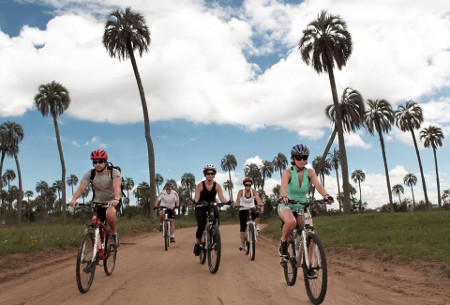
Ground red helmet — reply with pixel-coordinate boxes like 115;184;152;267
165;182;174;189
90;149;108;160
243;177;253;185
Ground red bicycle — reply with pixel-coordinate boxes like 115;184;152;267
74;203;118;293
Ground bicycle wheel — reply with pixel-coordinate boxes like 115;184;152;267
249;223;256;261
283;239;297;286
76;232;97;293
207;224;221;274
164;221;170;251
245;234;250;255
302;233;327;305
199;231;207;265
103;233;117;276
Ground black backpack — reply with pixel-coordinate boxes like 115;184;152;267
89;162;126;202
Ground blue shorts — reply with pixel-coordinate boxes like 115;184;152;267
277;203;305;216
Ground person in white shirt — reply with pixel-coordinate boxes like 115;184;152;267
154;182;180;243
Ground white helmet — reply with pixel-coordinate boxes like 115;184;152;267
203;164;217;174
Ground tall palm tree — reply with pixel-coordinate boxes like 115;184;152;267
66;174;78;196
103;7;156;221
223;180;233;200
272;153;288;179
34;81;70;224
403;173;418;210
81;185;91;204
124;177;135;206
365;99;395;212
221;154;237;199
442;189;450;206
52;180;63;210
392;184;404;203
181;172;196;212
0;122;24;224
351;169;365;212
329;147;342;212
395;101;429;205
24;190;33;203
299;11;353;212
245;163;262;190
134;181;150;214
2;169;16;210
0;132;8;192
260;160;274;194
155;173;163;194
420;125;444;209
36;180;49;213
312;156;331;187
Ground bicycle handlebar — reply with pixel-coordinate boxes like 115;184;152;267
279;198;329;207
193;201;232;208
68;202;112;208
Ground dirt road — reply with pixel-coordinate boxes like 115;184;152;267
0;224;449;305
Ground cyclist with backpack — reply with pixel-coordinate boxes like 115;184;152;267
154;182;180;243
69;149;122;248
278;144;334;257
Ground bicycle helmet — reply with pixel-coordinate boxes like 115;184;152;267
291;144;310;157
165;182;174;189
203;164;217;174
90;149;108;160
243;177;253;185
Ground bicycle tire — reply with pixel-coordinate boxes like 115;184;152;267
199;231;207;264
207;224;221;274
249;223;256;261
76;232;97;293
302;233;327;305
283;239;297;286
103;233;117;276
245;235;250;255
164;221;170;251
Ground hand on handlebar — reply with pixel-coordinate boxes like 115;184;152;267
324;195;334;204
280;196;290;204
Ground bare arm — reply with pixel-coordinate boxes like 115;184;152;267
253;189;264;211
216;184;228;203
193;182;202;202
280;168;291;203
235;190;242;207
111;179;122;207
309;169;328;197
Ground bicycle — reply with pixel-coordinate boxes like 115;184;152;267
279;199;328;305
194;201;228;274
236;206;259;261
74;203;118;293
155;207;173;251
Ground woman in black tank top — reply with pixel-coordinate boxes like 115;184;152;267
192;164;231;256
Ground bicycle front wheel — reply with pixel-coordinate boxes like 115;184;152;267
302;233;327;305
76;232;97;293
164;221;170;251
103;233;117;276
199;231;207;265
249;223;256;261
207;224;221;274
283;239;297;286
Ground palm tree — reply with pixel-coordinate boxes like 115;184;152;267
365;99;395;212
420;125;444;209
299;11;353;212
272;153;288;179
312;156;331;187
24;190;33;203
260;160;274;194
223;180;233;200
329;147;342;212
0;122;24;224
395;101;429;205
155;174;163;195
36;180;49;213
221;154;237;199
245;163;262;190
392;184;404;203
134;181;150;214
34;81;70;224
124;177;135;206
443;189;450;206
52;180;63;210
103;7;156;221
351;169;365;212
181;172;196;213
2;169;15;210
66;174;78;196
81;185;91;204
403;173;418;210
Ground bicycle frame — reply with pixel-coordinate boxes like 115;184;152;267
245;208;258;244
87;211;110;262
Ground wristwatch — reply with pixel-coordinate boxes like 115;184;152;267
114;197;121;201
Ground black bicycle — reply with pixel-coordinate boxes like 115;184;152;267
155;207;173;251
195;201;228;274
280;199;328;305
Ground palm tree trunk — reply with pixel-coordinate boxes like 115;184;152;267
128;44;156;223
0;152;5;191
52;115;66;225
409;129;429;205
335;167;342;212
358;181;362;212
14;153;23;226
410;186;416;210
327;69;351;213
377;126;394;212
433;148;441;209
320;128;337;165
228;170;233;200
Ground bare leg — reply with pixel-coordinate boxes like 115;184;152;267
278;208;296;240
106;207;117;233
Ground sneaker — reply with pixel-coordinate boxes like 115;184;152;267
193;243;200;256
239;244;245;251
256;225;260;232
112;233;120;248
307;269;318;279
170;236;175;243
159;224;163;231
279;240;288;256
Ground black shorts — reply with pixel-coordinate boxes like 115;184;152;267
239;209;257;232
159;207;175;219
94;204;118;224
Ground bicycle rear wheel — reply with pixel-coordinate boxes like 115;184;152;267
207;224;221;274
76;232;97;293
302;233;327;305
103;233;117;276
249;223;256;261
199;231;207;264
164;221;170;251
283;240;297;286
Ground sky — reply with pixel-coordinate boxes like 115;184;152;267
0;0;449;210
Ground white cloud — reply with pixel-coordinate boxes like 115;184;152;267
345;132;371;149
84;136;108;148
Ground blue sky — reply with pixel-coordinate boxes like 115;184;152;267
0;0;449;209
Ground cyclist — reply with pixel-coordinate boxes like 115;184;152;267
235;177;264;251
154;182;180;243
278;144;333;258
69;149;122;248
192;164;232;256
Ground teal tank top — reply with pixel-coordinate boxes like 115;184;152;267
286;167;309;202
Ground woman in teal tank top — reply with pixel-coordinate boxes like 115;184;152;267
277;144;334;256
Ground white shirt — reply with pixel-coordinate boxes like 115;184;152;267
157;190;179;209
239;188;255;210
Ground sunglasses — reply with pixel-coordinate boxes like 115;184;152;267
294;155;308;161
205;172;215;176
244;184;252;187
92;159;105;165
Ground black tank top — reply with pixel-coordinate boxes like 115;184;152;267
199;181;216;203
